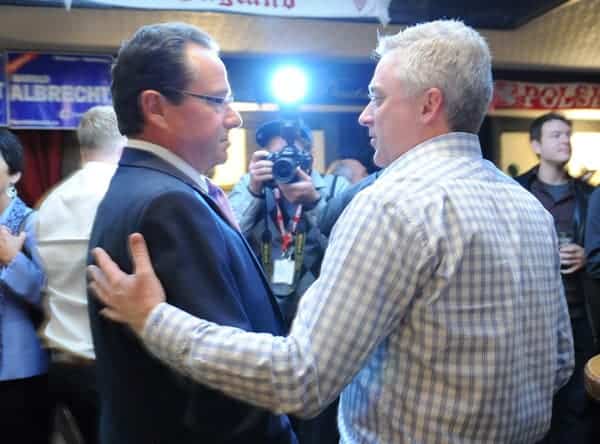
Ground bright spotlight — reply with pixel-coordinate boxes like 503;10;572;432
271;66;308;105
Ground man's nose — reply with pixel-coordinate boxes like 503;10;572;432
358;102;374;127
225;107;243;129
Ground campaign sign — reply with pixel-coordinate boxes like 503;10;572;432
7;52;113;129
0;53;6;127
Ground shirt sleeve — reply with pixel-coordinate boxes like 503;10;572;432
228;173;263;234
553;223;575;391
0;211;46;307
554;285;575;393
141;190;434;418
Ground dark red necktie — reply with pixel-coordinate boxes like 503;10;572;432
206;179;241;231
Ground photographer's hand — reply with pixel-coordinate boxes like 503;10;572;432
279;169;320;205
248;150;273;195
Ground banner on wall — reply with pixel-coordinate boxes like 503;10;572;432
7;52;113;129
0;53;6;126
8;0;392;24
493;80;600;110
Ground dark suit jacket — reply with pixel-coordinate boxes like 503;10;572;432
88;148;297;444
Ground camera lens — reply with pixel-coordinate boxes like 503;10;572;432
273;158;296;183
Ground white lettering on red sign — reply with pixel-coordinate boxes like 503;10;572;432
493;81;600;109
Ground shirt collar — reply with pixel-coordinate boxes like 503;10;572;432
127;138;208;194
380;132;482;180
531;176;574;199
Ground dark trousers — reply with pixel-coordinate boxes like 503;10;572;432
49;360;99;444
541;317;600;444
0;374;51;444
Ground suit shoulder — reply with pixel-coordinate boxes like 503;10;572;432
111;165;197;198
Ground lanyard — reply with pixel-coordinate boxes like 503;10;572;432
273;188;303;254
260;188;308;284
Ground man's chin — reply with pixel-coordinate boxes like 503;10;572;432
215;153;228;166
373;150;386;168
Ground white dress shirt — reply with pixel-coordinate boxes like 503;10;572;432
38;161;117;359
126;139;208;193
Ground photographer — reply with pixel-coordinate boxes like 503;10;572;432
230;120;348;443
229;120;349;328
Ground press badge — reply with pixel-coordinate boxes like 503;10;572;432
272;258;295;285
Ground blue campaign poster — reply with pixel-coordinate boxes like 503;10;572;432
0;53;6;127
7;52;113;129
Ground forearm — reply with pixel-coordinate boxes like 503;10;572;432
142;303;327;418
0;219;45;306
0;251;45;306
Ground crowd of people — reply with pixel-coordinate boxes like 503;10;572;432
0;17;599;444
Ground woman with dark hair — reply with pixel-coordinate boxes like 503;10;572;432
0;129;49;443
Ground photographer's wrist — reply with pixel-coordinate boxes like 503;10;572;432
248;177;264;195
247;184;264;199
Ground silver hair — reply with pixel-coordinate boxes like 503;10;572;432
77;105;126;151
375;20;493;133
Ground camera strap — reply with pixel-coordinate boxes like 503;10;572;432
272;188;303;255
260;188;306;286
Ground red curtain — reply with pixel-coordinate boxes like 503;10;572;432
14;130;63;207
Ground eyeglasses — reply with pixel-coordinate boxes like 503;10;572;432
178;90;235;107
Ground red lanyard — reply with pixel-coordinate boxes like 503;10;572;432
273;188;303;254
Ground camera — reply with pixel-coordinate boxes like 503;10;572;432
265;121;313;185
266;146;313;185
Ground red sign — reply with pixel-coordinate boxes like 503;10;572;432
493;80;600;110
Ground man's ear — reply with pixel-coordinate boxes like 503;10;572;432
139;90;168;130
420;87;444;124
531;140;542;156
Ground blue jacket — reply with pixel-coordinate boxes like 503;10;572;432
319;171;380;237
0;200;47;381
88;148;296;444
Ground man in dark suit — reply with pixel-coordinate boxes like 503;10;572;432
87;22;297;444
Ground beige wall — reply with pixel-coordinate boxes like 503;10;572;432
3;1;600;70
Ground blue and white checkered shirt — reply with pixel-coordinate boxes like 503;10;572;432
142;132;574;444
